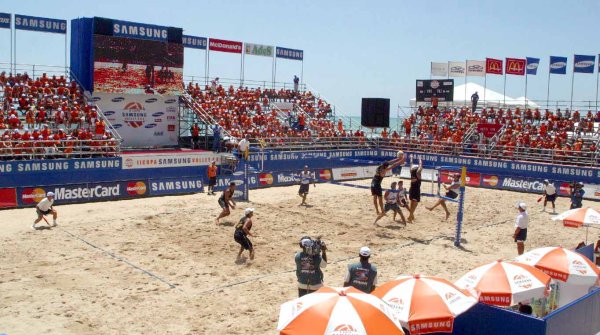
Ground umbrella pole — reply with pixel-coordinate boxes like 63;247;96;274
586;226;588;245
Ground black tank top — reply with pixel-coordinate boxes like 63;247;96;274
410;169;421;189
220;189;232;201
235;216;251;235
371;166;384;187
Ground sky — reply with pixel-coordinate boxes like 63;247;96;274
1;0;600;116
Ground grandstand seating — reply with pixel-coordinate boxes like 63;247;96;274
0;71;120;160
185;82;341;139
395;106;600;166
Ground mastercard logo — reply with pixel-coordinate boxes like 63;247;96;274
319;169;331;180
482;175;499;187
259;173;273;185
126;181;147;195
21;187;47;204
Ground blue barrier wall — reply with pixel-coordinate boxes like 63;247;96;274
545;288;600;335
449;303;546;335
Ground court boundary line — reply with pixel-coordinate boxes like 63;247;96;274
58;226;183;291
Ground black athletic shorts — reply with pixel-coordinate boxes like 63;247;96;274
234;229;253;250
209;177;217;187
409;188;421;202
445;190;458;199
515;228;527;242
36;208;52;216
299;183;309;195
546;194;556;202
371;185;383;197
218;198;228;209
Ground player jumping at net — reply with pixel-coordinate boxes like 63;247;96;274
407;158;423;223
215;182;236;224
374;181;407;225
371;153;406;219
298;165;316;206
32;192;57;229
426;172;460;220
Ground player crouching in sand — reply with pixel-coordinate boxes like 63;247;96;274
234;208;257;263
33;192;57;229
374;181;407;225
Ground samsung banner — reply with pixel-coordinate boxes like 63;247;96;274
526;57;540;75
573;55;595;74
122;152;222;169
182;35;207;49
15;14;66;34
276;47;303;61
550;56;568;74
91;93;179;147
112;19;170;42
0;13;11;29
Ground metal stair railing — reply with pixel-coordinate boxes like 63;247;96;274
486;124;508;157
268;102;292;126
180;91;232;138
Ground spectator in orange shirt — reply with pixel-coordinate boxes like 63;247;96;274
207;161;218;195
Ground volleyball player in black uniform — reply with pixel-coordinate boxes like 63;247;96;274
215;182;236;224
371;156;405;220
407;158;423;223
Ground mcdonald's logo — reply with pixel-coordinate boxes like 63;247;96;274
505;58;526;75
486;58;503;75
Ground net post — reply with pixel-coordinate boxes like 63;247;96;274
243;161;249;202
454;166;467;247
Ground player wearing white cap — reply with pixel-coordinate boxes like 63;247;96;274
298;165;315;206
234;208;256;263
344;246;378;293
542;179;557;214
33;192;57;229
513;202;529;255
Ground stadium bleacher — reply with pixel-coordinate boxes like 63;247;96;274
0;71;120;160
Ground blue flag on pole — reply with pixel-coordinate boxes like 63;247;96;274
549;56;567;74
573;54;595;74
0;13;10;29
526;57;540;75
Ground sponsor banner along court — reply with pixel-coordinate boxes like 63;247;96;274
149;177;203;195
122;151;222;169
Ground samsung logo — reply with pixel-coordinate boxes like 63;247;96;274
527;63;539;69
152;112;164;117
145;124;157;128
145;98;158;103
550;62;566;69
113;23;167;39
575;61;594;68
15;16;66;32
104;111;116;116
111;97;125;102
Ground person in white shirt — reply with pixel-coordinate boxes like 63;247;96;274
237;135;250;160
513;202;529;255
33;192;57;229
298;165;315;206
542;179;557;214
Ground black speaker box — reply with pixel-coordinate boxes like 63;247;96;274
361;98;390;128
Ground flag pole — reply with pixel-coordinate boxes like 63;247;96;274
594;54;600;111
483;74;487;108
524;72;528;109
464;60;467;107
9;15;13;75
570;63;575;111
503;70;507;107
546;68;551;110
240;44;244;87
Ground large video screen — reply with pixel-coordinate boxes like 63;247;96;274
93;34;183;95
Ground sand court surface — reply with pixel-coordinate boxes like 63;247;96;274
0;180;590;334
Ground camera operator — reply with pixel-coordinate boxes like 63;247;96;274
295;236;328;297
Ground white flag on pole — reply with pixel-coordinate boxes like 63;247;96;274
448;61;466;77
466;60;486;77
431;62;448;77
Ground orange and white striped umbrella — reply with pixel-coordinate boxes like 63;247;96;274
373;275;478;335
551;207;600;228
454;260;551;307
516;247;600;286
277;286;404;335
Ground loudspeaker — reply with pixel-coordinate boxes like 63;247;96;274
361;98;390;128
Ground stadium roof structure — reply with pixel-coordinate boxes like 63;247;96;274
410;82;539;108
